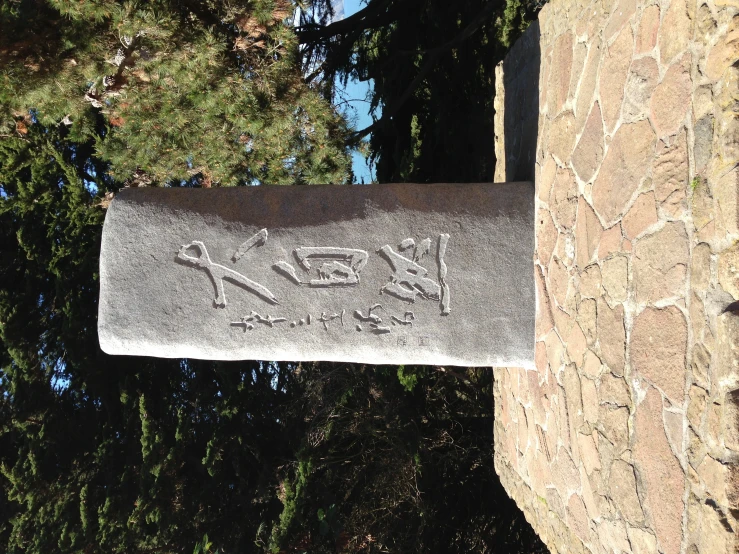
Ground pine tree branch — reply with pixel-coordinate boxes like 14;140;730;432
295;0;397;43
350;0;502;140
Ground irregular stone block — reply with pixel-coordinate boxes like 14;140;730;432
633;221;689;303
600;26;633;132
592;120;656;227
653;130;689;217
98;183;535;366
659;0;693;65
631;306;688;403
718;242;739;300
622;192;658;240
634;387;685;554
596;298;625;375
635;5;660;54
650;53;692;138
601;255;628;305
609;460;645;525
575;196;603;269
571;102;605;183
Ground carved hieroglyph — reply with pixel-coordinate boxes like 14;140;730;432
98;182;535;367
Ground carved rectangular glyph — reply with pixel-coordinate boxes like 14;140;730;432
98;183;535;367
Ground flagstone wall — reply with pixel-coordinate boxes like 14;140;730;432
493;0;739;552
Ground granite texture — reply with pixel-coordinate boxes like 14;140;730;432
494;0;739;552
99;182;535;367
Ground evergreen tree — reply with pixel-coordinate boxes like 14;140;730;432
0;2;549;552
295;0;540;183
0;124;307;553
267;363;547;553
1;0;354;186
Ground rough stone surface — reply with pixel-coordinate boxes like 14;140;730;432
705;26;739;81
571;101;605;183
537;208;558;265
628;527;658;554
575;197;603;269
631;306;688;403
596;298;625;375
551;167;579;230
579;265;602;299
624;56;660;120
634;387;685;554
494;1;739;551
691;242;712;292
575;39;602;129
660;0;693;64
599;25;633;131
650;53;692;138
578;431;601;473
718;242;739;299
653;130;689;217
566;494;591;543
688;385;707;431
549;111;578;163
550;31;574;114
549;257;572;309
597;224;623;259
633;221;689;303
99;184;536;367
622;192;659;239
605;0;638;39
592;120;656;226
714;314;739;395
694;115;715;174
635;4;660;54
600;373;630;406
597;518;632;552
536;265;555;337
601;256;628;304
725;389;739;452
610;460;645;524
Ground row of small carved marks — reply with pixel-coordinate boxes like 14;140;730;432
230;311;289;331
353;304;415;335
377;233;450;315
229;305;415;336
230;310;348;332
397;335;430;347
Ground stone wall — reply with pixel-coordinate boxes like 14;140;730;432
493;0;739;552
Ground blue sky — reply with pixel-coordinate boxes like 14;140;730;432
334;0;376;184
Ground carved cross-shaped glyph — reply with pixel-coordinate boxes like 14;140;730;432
176;229;277;308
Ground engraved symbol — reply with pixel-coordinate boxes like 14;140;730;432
391;311;415;326
437;234;450;315
418;336;430;346
177;238;277;307
230;311;287;331
274;247;368;287
354;304;384;324
318;309;345;330
397;336;408;347
378;234;451;314
354;304;391;334
232;228;267;261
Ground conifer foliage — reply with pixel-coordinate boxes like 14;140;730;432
1;0;354;185
0;124;303;553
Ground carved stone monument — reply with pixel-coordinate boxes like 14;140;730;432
98;182;534;367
